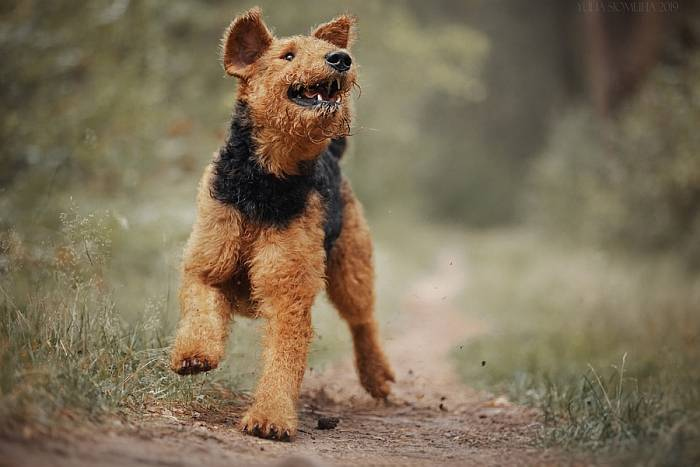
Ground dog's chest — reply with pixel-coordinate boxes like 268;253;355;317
210;102;344;256
215;159;315;227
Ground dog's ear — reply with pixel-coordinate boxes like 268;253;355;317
222;7;273;78
312;15;357;49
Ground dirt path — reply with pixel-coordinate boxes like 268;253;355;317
1;248;559;466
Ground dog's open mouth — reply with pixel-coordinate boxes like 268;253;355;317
288;78;344;107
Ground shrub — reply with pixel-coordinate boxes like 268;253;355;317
529;55;700;267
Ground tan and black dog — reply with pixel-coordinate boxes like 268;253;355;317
169;7;394;441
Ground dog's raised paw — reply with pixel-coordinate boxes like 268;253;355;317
240;410;296;442
173;357;213;375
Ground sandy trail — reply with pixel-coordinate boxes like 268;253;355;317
1;248;558;466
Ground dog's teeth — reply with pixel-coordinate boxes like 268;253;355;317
317;94;322;102
335;78;340;90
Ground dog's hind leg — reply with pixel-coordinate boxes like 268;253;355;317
170;165;241;375
326;180;395;399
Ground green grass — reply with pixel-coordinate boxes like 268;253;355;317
452;228;700;464
0;207;199;430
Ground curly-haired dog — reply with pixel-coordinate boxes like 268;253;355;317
169;7;395;441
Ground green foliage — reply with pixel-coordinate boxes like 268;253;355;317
529;55;700;268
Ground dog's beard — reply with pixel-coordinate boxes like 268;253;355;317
270;102;351;143
282;72;354;141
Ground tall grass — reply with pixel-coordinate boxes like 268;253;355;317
453;229;700;465
0;207;213;431
536;354;700;462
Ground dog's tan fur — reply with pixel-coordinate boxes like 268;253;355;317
170;7;394;441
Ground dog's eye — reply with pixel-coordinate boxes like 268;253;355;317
283;52;295;61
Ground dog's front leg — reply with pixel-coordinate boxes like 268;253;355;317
240;195;326;441
171;166;242;375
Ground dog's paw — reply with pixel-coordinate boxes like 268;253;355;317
358;356;396;399
170;326;224;376
172;356;215;375
240;407;297;442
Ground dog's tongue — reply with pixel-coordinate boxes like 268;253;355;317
304;90;327;102
302;82;340;102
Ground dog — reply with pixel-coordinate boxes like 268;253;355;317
169;7;395;441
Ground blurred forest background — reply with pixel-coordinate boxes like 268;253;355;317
1;0;699;464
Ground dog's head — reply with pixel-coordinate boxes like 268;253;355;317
222;8;356;142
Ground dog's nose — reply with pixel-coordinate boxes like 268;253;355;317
325;51;352;72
